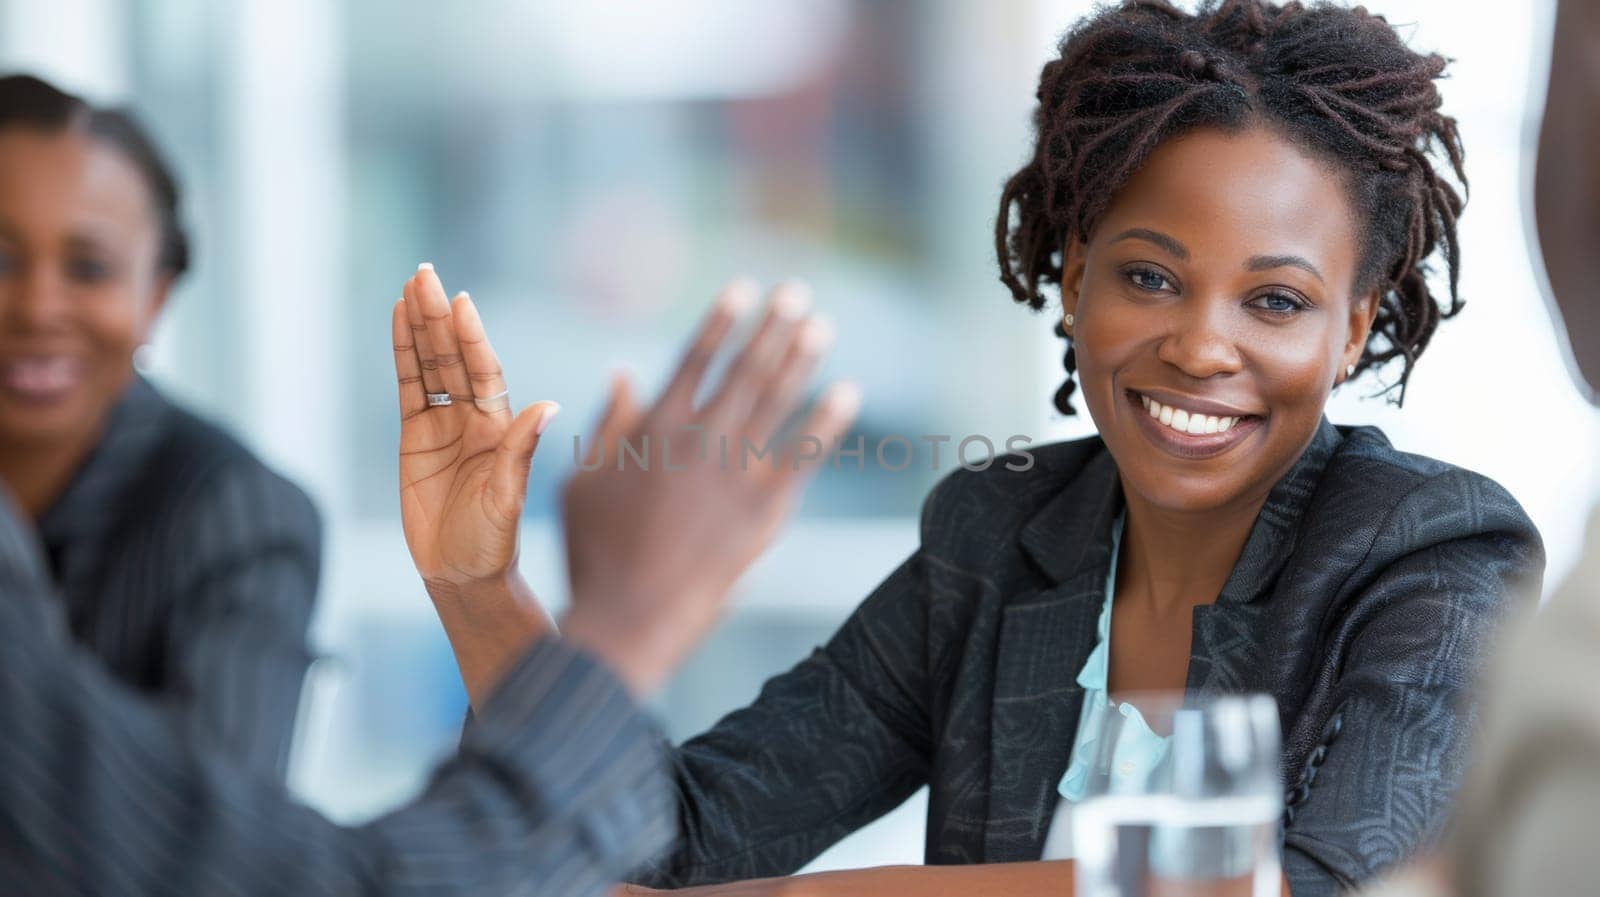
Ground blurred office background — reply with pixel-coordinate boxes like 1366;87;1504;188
2;0;1594;873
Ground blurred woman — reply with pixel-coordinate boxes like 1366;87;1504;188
0;74;320;779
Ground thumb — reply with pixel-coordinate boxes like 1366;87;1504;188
489;401;560;524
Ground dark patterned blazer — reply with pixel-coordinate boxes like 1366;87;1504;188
33;376;322;780
638;419;1544;896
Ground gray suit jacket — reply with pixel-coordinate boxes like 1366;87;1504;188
0;486;676;896
640;420;1544;896
38;376;320;779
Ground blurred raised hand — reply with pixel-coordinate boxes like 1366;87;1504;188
560;280;859;696
392;269;858;704
391;264;559;704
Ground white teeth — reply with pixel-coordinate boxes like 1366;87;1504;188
2;357;80;396
1139;394;1243;438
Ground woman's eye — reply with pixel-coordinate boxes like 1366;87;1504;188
1251;292;1305;314
66;258;111;283
1126;267;1171;292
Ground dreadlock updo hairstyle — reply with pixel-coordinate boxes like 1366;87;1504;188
996;0;1467;415
0;74;191;279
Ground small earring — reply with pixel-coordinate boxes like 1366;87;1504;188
1346;363;1356;378
132;343;156;373
1063;313;1074;329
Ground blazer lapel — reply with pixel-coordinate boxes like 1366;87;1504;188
1187;419;1343;696
35;377;169;602
982;420;1343;861
984;448;1122;862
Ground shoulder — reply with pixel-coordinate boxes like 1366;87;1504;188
917;435;1105;561
145;397;323;570
1304;425;1544;595
1321;425;1541;550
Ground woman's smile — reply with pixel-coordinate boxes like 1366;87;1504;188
0;353;84;406
1124;388;1264;461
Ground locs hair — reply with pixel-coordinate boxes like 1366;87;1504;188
995;0;1466;415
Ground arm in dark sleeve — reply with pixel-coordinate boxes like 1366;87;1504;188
634;474;972;887
0;498;676;897
633;554;934;888
1280;469;1545;897
163;460;322;780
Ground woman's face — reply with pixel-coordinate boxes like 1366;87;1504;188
0;127;169;450
1063;126;1377;515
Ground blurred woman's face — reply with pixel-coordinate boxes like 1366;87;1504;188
0;127;169;450
1063;126;1378;517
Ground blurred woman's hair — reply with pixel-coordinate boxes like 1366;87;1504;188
0;73;190;279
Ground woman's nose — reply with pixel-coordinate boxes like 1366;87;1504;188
3;267;69;330
1154;300;1244;380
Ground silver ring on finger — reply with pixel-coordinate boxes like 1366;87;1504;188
426;392;453;407
474;389;510;413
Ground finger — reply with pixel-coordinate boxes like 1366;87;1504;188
414;265;474;400
585;372;642;467
598;371;644;443
488;401;560;525
653;279;758;416
744;315;834;447
703;281;811;427
392;299;428;420
403;273;447;396
774;381;862;488
453;294;511;416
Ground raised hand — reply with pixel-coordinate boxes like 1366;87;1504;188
560;280;860;697
392;263;559;704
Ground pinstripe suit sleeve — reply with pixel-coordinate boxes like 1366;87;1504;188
0;497;676;897
162;459;322;781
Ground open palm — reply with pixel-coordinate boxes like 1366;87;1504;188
391;265;557;590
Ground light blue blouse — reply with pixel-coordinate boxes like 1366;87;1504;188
1041;512;1175;859
1042;516;1266;881
1057;512;1173;803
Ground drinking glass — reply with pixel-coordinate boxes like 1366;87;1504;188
1071;691;1283;897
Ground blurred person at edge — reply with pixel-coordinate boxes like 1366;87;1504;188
0;73;320;779
1361;0;1600;895
413;2;1546;895
0;257;860;894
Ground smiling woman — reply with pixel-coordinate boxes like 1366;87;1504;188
0;74;321;780
600;3;1544;897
